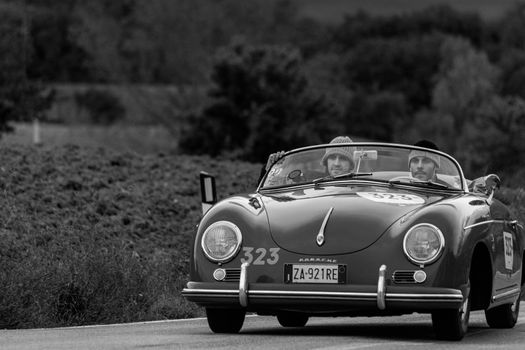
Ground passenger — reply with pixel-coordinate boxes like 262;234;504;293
259;136;354;184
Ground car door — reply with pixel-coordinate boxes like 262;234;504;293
490;198;522;303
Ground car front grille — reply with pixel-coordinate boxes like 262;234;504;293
223;268;241;282
392;270;417;283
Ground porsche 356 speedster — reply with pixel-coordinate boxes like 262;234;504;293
182;142;524;340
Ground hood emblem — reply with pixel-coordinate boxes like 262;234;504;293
317;207;334;246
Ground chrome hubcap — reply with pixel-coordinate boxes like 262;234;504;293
511;298;519;314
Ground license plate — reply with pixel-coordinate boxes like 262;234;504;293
284;264;346;284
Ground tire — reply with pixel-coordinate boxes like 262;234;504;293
432;283;471;340
277;312;309;327
485;296;520;328
206;308;245;333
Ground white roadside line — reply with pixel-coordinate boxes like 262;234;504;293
27;314;260;331
310;342;429;350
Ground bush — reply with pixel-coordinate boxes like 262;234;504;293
0;232;200;328
74;89;126;125
0;144;261;328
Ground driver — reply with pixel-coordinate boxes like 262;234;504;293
321;136;355;176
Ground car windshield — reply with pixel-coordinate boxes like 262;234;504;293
261;143;465;191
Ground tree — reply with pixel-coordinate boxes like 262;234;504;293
27;0;92;82
462;96;525;182
0;4;53;136
400;36;499;152
343;90;407;142
342;34;443;111
400;110;456;152
72;0;304;84
496;2;525;51
498;49;525;99
432;36;499;120
333;5;484;50
179;40;340;161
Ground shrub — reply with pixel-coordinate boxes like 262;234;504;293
0;144;261;328
0;232;200;328
74;89;126;125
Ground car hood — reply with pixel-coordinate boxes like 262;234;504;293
260;186;443;255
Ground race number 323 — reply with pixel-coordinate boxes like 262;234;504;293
241;247;280;265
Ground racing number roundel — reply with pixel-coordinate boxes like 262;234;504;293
357;192;425;205
503;231;514;270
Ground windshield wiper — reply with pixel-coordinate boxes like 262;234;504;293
313;172;373;186
417;180;451;189
389;178;450;189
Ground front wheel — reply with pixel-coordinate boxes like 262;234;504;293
432;284;471;340
206;308;245;333
485;296;521;328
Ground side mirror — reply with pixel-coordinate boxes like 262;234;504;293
200;172;217;215
469;174;501;198
485;174;501;191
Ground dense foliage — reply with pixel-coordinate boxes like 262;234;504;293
179;41;339;162
0;144;261;328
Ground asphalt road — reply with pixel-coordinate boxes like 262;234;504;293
1;311;524;350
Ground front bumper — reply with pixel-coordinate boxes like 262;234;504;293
182;264;464;313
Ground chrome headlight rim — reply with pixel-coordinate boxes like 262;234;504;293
201;220;242;263
403;223;445;266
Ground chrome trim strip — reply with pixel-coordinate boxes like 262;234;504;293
183;288;463;302
249;290;376;298
182;288;238;295
492;287;521;302
317;207;334;246
239;263;249;307
377;265;387;310
464;219;506;230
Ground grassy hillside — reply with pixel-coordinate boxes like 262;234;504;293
299;0;517;23
0;144;261;328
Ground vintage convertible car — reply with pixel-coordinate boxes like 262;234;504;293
182;142;524;340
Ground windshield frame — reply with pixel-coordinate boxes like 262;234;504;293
257;142;467;193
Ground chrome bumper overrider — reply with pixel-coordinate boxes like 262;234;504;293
377;264;386;310
182;264;464;310
239;262;249;307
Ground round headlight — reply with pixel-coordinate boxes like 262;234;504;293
403;223;444;265
201;221;242;263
